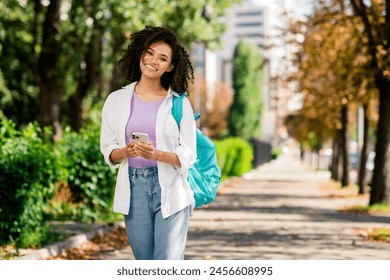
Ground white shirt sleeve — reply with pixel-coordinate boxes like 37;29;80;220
100;95;121;168
173;96;197;174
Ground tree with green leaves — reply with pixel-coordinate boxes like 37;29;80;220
228;40;264;141
0;1;39;125
1;0;241;136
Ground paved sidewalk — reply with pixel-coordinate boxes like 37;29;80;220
105;152;390;260
185;153;390;260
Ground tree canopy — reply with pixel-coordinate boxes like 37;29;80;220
0;0;241;135
285;0;390;204
228;40;264;141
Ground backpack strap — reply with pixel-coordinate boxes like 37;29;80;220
194;112;201;121
172;94;184;128
172;94;201;128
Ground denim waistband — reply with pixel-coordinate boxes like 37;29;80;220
128;166;158;177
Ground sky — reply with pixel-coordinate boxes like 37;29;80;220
248;0;313;28
246;0;313;72
290;0;314;14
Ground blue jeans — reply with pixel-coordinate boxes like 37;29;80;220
124;166;190;260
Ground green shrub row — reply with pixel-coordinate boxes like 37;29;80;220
49;127;117;222
0;120;60;247
0;120;116;247
271;146;282;159
215;137;254;180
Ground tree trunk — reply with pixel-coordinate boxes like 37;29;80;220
369;78;390;205
316;136;322;170
357;105;369;194
109;35;127;93
68;28;103;131
66;5;104;131
300;143;305;162
35;0;63;139
340;105;349;187
350;0;390;206
67;86;84;132
337;131;343;182
331;131;340;181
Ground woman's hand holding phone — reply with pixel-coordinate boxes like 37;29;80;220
131;132;149;144
129;132;157;160
123;142;138;158
133;141;157;160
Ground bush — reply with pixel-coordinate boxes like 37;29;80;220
271;146;282;159
53;126;116;222
215;137;253;180
228;41;263;141
0;121;60;247
0;118;118;247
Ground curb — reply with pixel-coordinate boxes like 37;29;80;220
17;222;124;260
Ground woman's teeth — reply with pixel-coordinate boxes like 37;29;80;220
146;64;157;71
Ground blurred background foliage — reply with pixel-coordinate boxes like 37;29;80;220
228;40;264;141
0;0;241;135
284;0;390;205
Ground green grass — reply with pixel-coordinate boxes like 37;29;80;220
360;227;390;243
340;202;390;217
371;228;390;242
352;203;390;214
0;223;71;259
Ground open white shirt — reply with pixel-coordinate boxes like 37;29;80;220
100;82;196;218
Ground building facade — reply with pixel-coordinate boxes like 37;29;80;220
216;2;269;87
212;1;270;140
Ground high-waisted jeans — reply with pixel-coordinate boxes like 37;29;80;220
124;166;190;260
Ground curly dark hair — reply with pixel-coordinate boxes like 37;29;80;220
118;26;194;94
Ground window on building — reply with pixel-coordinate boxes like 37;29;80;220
235;11;262;17
235;22;263;27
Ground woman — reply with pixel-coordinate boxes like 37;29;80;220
100;26;196;260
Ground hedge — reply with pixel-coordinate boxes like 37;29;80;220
215;137;253;180
52;126;117;222
0;120;116;247
0;120;60;247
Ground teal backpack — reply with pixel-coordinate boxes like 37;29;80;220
172;94;221;208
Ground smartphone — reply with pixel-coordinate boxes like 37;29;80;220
131;132;149;144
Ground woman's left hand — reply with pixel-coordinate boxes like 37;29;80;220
133;142;158;160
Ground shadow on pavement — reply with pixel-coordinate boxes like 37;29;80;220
185;155;390;260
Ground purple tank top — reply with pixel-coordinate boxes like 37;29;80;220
125;93;165;168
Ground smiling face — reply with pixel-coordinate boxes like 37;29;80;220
139;41;174;80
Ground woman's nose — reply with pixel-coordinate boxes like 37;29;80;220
150;56;158;64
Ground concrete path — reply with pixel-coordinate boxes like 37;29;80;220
103;152;390;260
186;153;390;260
